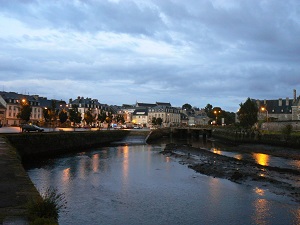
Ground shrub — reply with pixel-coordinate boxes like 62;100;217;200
27;187;67;224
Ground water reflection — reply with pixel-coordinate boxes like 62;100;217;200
78;155;88;180
26;144;300;225
62;168;70;183
252;198;270;225
254;187;265;196
92;154;99;173
207;145;299;171
253;153;270;166
122;145;129;186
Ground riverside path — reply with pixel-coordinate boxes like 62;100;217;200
0;136;39;224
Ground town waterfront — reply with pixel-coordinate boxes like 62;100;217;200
25;138;300;225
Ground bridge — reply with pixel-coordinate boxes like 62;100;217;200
170;127;212;140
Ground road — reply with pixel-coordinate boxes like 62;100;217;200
0;126;150;133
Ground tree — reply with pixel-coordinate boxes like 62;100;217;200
17;98;32;123
59;110;68;124
204;104;213;118
105;110;113;129
212;107;222;125
156;117;163;126
84;109;95;125
151;117;157;125
47;100;59;128
182;103;192;110
43;108;51;122
237;98;258;129
97;109;107;129
115;114;125;124
69;106;82;128
223;111;236;125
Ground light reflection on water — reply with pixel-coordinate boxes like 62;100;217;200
252;153;270;166
26;145;300;225
210;147;300;171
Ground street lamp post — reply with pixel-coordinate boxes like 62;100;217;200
214;110;221;125
261;107;268;122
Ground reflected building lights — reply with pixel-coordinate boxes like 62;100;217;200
165;156;170;163
252;198;270;225
291;160;300;170
79;156;88;179
253;153;269;166
62;168;70;183
92;154;99;173
235;154;243;160
122;145;129;185
295;208;300;225
212;148;222;155
254;187;265;196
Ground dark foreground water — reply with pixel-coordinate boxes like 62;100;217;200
26;143;300;225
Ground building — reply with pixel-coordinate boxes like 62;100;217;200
0;91;68;126
69;96;110;126
253;89;300;121
0;95;6;125
132;108;148;126
0;92;42;126
148;104;181;127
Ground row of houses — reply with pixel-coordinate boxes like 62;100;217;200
0;91;209;128
2;89;299;128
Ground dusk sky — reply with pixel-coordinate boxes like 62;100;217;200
1;0;300;112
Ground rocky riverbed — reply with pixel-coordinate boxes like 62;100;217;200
161;143;300;203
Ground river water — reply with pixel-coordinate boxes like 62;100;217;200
26;137;300;225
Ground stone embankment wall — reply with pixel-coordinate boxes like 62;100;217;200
212;128;300;148
261;121;300;131
4;130;129;159
146;128;170;142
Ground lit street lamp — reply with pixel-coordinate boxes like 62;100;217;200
214;110;221;125
261;107;268;122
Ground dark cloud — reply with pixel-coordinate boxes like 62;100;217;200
0;0;300;111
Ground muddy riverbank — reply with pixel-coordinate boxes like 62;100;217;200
161;143;300;203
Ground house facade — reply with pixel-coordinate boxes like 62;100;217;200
0;95;6;125
69;96;110;126
0;91;67;126
132;108;148;126
148;105;181;127
254;89;300;121
0;92;43;126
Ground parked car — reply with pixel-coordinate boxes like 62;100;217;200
21;124;44;132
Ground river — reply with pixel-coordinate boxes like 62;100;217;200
26;137;300;225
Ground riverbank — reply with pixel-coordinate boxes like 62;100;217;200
161;143;300;203
4;130;131;160
0;136;40;223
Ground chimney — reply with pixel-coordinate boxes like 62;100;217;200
279;98;282;106
294;89;296;102
286;97;289;106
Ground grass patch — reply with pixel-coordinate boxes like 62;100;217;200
27;187;67;225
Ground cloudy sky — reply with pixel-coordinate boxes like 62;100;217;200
1;0;300;111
